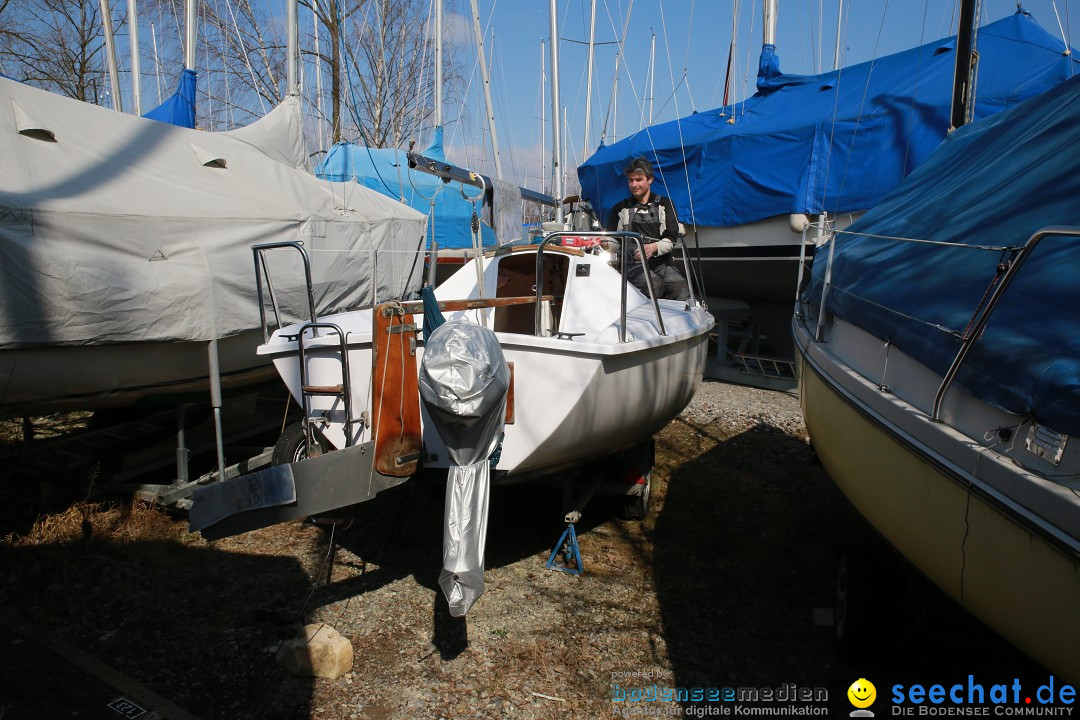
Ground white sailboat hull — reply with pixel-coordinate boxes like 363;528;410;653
267;314;707;475
261;246;712;477
794;316;1080;681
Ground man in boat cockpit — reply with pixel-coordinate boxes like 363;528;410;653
605;157;691;301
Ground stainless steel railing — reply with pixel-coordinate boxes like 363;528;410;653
534;230;700;342
252;241;317;344
932;226;1080;421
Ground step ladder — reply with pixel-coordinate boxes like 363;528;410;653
295;321;361;451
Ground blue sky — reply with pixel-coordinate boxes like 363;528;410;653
103;0;1079;189
444;0;1078;190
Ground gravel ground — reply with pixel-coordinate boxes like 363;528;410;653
0;379;1050;720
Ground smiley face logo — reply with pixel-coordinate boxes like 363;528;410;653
848;678;877;709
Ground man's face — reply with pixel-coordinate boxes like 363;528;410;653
627;170;653;202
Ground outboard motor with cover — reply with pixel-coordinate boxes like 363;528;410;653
419;321;509;617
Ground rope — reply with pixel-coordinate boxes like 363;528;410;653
600;0;635;143
223;0;268;115
337;0;399;200
823;0;890;215
832;228;1017;252
738;4;756;120
1052;1;1071;54
900;0;932;178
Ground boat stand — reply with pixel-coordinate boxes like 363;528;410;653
546;472;604;574
546;523;583;575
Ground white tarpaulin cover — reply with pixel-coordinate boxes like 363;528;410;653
419;321;508;617
0;77;426;349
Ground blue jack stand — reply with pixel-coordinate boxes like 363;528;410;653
546;523;583;575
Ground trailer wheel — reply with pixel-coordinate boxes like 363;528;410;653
272;422;328;466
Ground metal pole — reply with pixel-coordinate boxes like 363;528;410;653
151;23;163;104
435;0;443;126
176;405;189;484
287;0;297;95
949;0;978;131
612;54;619;143
643;31;652;125
313;1;325;150
99;0;124;112
128;0;142;115
833;0;844;70
549;0;563;222
583;0;597;156
469;0;503;180
185;0;197;71
562;105;568;200
540;40;546;197
208;340;226;484
762;0;777;46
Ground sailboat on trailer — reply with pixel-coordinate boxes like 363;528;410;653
190;0;714;555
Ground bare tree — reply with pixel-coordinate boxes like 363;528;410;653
300;0;463;148
344;0;436;147
156;0;456;148
0;0;124;104
1;0;463;154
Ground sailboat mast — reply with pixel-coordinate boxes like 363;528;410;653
833;0;844;70
562;105;568;198
549;0;563;221
722;1;736;111
762;0;777;46
185;0;197;71
99;0;124;111
287;0;297;95
950;0;979;131
540;39;546;196
583;0;597;157
648;32;656;125
128;0;142;115
469;0;503;180
435;0;443;127
151;23;163;104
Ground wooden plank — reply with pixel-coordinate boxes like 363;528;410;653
399;294;555;314
505;362;515;425
371;303;423;476
301;384;343;394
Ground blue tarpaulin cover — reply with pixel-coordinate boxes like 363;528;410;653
806;72;1080;436
578;11;1077;229
316;127;495;250
143;68;196;129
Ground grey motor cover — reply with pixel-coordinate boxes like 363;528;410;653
419;321;509;617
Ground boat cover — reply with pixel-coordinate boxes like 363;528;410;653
143;68;197;129
0;77;426;348
316;127;498;249
578;11;1077;229
806;72;1080;437
419;321;508;617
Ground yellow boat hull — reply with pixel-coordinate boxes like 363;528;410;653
799;351;1080;683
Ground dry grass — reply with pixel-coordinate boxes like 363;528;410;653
2;497;177;547
0;411;92;445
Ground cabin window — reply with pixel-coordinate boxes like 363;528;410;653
492;252;569;336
